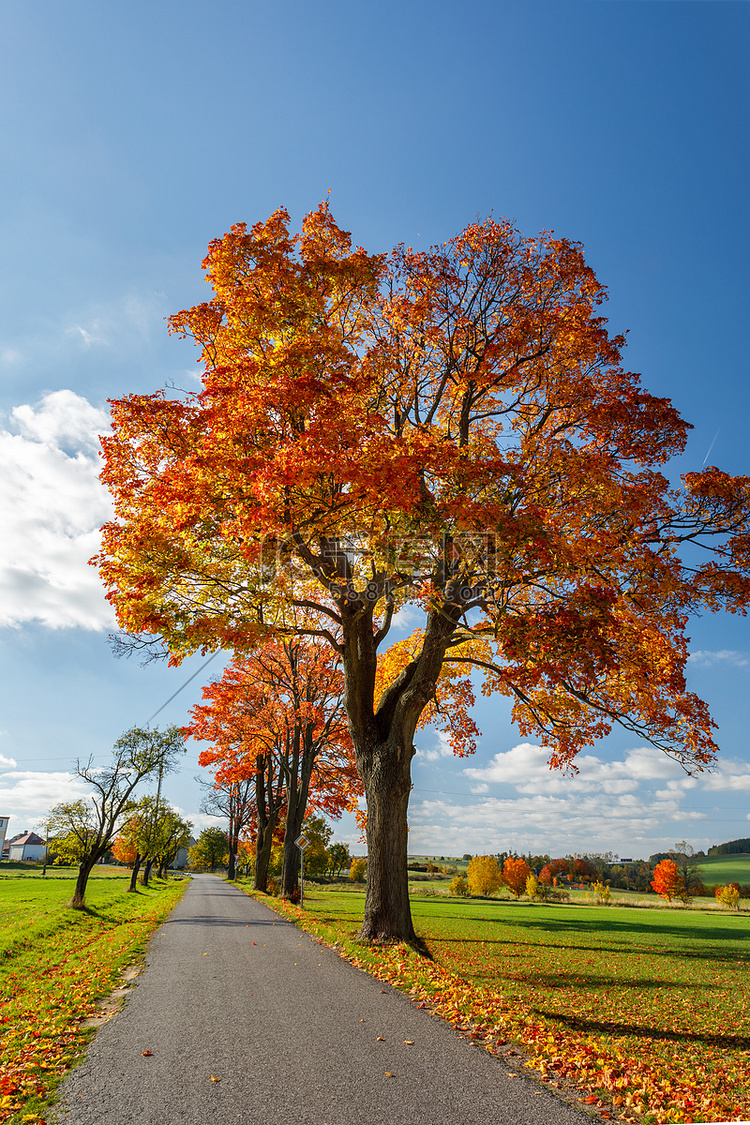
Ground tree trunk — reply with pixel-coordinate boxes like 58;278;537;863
254;812;278;892
71;857;98;908
128;854;142;891
279;736;315;899
340;599;459;945
227;836;236;881
141;858;154;886
355;733;416;943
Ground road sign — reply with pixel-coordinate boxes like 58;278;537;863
295;833;309;851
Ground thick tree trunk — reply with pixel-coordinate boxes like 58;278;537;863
141;858;154;886
355;733;416;943
128;854;142;892
227;835;237;881
340;598;459;945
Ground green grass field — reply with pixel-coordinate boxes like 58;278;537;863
0;869;187;1125
0;861;128;879
697;852;750;885
257;884;750;1124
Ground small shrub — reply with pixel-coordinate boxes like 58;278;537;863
591;880;611;905
450;875;470;897
525;872;539;900
716;883;740;910
266;876;279;896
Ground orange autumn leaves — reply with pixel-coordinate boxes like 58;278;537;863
95;201;750;786
184;637;359;820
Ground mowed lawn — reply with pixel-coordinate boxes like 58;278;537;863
0;869;187;1125
273;886;750;1124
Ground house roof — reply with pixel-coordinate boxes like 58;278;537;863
10;832;45;847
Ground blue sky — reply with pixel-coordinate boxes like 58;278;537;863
1;0;749;859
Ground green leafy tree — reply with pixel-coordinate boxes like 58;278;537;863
189;827;230;871
327;842;351;877
302;814;333;876
119;797;192;889
48;726;185;908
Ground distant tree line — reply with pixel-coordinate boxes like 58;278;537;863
708;837;750;856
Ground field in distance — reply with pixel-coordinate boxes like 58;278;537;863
697;852;750;885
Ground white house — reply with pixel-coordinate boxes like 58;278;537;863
0;816;8;860
8;831;46;862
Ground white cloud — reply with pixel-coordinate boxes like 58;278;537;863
0;770;92;834
11;389;107;452
0;754;17;768
688;649;749;668
0;390;115;629
177;809;221;834
463;742;683;796
66;325;104;348
407;739;740;856
416;730;454;762
408;785;707;858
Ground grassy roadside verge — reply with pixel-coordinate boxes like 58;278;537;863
0;873;188;1125
238;883;750;1125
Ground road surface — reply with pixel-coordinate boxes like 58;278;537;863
53;874;593;1125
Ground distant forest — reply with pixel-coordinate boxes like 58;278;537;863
708;837;750;856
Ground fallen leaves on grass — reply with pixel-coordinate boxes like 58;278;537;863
0;882;186;1124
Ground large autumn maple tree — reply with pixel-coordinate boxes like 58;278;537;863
95;202;750;942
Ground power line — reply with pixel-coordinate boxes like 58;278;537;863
144;651;222;725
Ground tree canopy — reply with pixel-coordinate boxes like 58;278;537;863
95;203;750;941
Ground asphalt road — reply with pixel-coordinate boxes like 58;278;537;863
52;874;593;1125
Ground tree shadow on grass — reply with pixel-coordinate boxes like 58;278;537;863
462;967;714;991
535;1009;750;1049
425;931;750;966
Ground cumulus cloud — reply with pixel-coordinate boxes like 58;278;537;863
408;784;707;858
399;739;750;856
0;754;18;769
0;390;116;629
463;742;683;795
0;769;92;834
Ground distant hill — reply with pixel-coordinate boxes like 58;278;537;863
698;853;750;886
708;836;750;856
